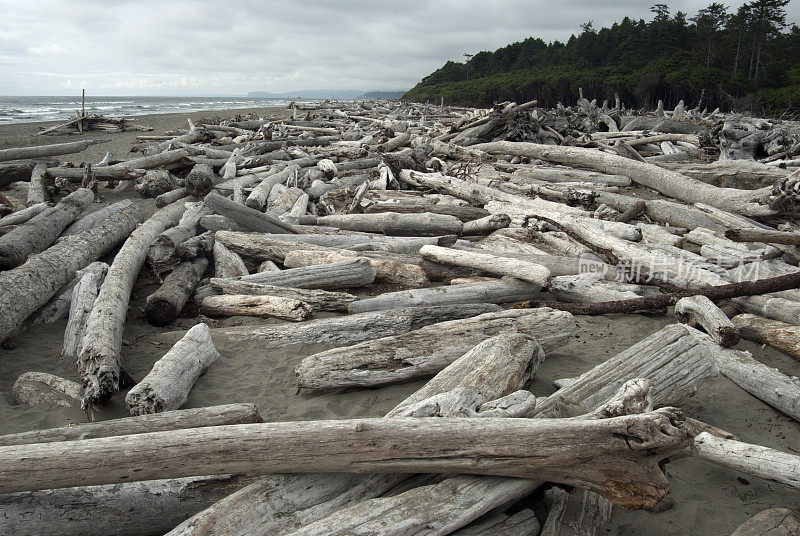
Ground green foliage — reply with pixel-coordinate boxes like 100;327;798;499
404;1;798;114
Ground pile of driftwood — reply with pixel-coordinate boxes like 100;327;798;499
37;113;153;136
0;97;799;535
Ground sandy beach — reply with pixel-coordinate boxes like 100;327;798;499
0;106;798;535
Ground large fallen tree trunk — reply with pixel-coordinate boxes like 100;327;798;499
296;308;575;390
348;277;542;314
0;202;49;229
515;271;800;314
201;294;313;321
0;204;141;343
0;475;255;536
145;258;208;326
126;323;220;415
60;199;135;238
732;314;800;361
0;403;263;447
0;158;58;187
282;249;429;288
0;188;94;269
0;140;95;163
78;200;188;407
29;261;109;324
471;141;775;217
47;148;190;180
307;212;464;237
0;411;693;505
169;332;543;536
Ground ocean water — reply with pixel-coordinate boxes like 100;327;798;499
0;96;294;124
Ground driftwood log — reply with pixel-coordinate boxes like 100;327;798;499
675;295;739;347
78;200;188;407
126;323;220;415
732;314;800;361
0;204;141;342
730;508;800;536
208;279;356;312
145;258;208;326
204;192;298;234
201;294;313;321
60;200;135;238
0;188;94;269
61;264;108;362
309;212;464;236
235;258;377;290
30;260;109;324
282;249;429;288
0;140;95;163
419;244;551;285
212;241;248;278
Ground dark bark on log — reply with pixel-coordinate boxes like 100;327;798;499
514;271;800;314
0;204;141;342
0;188;94;269
0;158;58;188
725;228;800;246
145;258;208;326
616;200;647;223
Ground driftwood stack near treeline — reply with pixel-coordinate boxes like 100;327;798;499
0;95;799;534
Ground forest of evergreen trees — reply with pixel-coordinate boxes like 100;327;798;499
403;1;800;116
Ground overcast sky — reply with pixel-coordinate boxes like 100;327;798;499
1;0;798;96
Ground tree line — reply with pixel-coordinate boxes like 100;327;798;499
403;1;799;116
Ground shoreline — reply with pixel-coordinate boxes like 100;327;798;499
0;105;292;164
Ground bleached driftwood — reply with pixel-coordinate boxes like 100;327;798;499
283;249;429;288
30;261;109;324
0;139;95;162
125;323;220;415
148;202;211;265
156;187;190;208
0;403;263;447
730;508;800;536
347;277;541;314
732;314;800;361
461;214;510;235
204;192;299;234
209;279;356;312
60;200;135;238
0;188;94;269
733;295;800;325
0;205;140;343
451;509;539;536
145;258;208;326
201;294;313;321
61;265;108;362
0;202;48;228
548;274;651;303
419;245;550;286
246;164;300;211
235;258;377;290
694;432;800;490
364;202;489;222
296;308;575;390
184;163;216;197
26;163;48;206
309;212;463;236
675;295;739;347
11;372;83;409
79;200;188;407
213;241;248;278
539;486;612;536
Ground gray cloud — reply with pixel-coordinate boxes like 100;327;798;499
1;0;798;95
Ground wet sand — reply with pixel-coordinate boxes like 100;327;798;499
0;109;799;535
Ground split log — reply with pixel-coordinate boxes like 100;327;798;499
0;188;94;269
206;304;502;346
311;212;463;237
0;410;693;505
732;314;800;361
461;214;510;235
516;271;800;314
297;308;574;390
29;261;109;324
213;241;248;278
0;139;95;163
78;200;188;407
235;258;377;290
168;330;541;536
245;164;300;211
148;202;211;265
0;202;48;228
348;277;541;314
204;192;299;234
730;508;800;536
201;294;313;321
0;205;140;343
26;163;48;206
419;245;550;286
60;199;135;238
61;265;107;362
283;249;429;288
675;295;739;347
125;323;220;415
184;163;216;197
11;372;83;409
0;475;254;536
145;258;208;326
706;344;800;423
694;432;800;490
0;403;263;447
472;141;774;217
208;279;355;312
726;228;800;246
